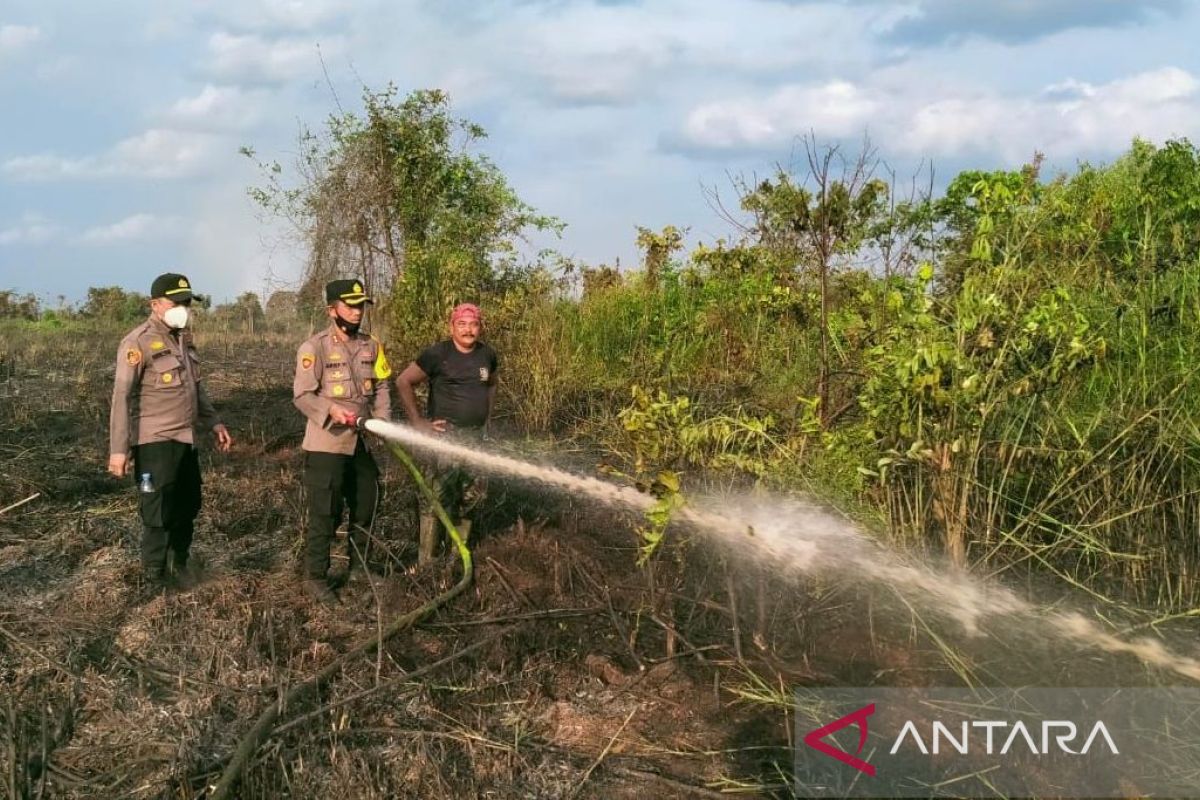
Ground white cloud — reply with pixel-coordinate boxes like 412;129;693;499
79;213;184;245
681;81;878;150
0;24;41;55
183;180;305;302
206;31;342;83
111;129;225;177
3;128;226;181
904;67;1200;160
0;214;59;246
673;67;1200;162
214;0;349;32
166;84;265;132
350;0;880;110
881;0;1184;45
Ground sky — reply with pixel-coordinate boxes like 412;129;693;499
1;0;1199;305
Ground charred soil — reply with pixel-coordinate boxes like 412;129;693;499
4;327;902;799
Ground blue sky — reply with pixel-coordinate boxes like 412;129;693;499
2;0;1198;304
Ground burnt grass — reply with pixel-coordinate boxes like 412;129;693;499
0;327;962;799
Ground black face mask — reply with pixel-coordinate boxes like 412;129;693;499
333;312;360;336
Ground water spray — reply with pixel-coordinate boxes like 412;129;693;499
363;419;1200;684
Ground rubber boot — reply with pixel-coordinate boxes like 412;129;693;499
304;577;339;608
418;511;438;565
170;549;201;591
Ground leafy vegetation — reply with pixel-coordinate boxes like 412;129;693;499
243;90;1200;610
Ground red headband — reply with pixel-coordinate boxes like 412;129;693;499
450;303;481;324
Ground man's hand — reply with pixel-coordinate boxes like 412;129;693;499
414;418;447;435
331;407;359;427
213;424;233;452
108;453;130;478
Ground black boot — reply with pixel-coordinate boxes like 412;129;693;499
171;550;201;590
141;562;169;594
304;577;339;608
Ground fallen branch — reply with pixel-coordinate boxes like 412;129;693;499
0;492;39;518
605;763;733;799
485;556;533;608
420;607;601;628
568;706;638;798
206;437;474;800
272;627;512;737
574;562;645;672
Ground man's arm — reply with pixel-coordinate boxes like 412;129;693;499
197;382;233;452
108;339;143;477
197;379;219;429
394;361;427;422
486;380;497;428
484;349;499;434
395;362;440;433
293;343;332;427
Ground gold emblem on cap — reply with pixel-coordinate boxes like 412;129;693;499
178;278;188;288
353;282;362;293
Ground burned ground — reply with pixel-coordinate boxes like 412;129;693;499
5;324;1186;798
1;327;837;799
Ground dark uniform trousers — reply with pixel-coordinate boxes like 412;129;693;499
422;426;487;546
303;439;379;580
134;441;202;573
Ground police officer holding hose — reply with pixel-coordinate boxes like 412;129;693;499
108;272;233;589
293;279;393;607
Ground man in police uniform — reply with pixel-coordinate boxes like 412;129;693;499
293;279;392;606
108;272;233;589
395;302;498;563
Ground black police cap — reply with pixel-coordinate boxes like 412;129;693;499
151;273;194;302
325;278;372;306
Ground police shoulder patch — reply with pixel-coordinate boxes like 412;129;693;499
126;348;142;367
300;353;315;370
372;341;392;380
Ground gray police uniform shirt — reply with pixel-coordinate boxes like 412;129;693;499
109;315;220;457
293;325;392;455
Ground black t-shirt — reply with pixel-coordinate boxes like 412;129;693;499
416;340;498;428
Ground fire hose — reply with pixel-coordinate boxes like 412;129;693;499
208;420;472;800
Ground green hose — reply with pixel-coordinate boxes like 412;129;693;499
383;439;473;574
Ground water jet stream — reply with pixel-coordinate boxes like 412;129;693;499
365;419;1200;683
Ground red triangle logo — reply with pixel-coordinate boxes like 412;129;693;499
803;703;876;776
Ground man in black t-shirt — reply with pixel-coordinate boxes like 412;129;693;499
395;303;498;562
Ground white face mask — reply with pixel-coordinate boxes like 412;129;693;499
163;305;189;329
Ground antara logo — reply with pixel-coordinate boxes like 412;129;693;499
890;719;1119;756
803;704;877;776
803;702;1122;778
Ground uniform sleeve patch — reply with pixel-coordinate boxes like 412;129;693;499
301;353;315;370
373;346;392;380
126;348;142;366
